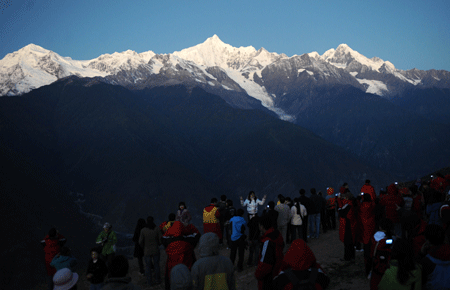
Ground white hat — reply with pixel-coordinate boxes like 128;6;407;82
103;222;111;229
53;268;78;290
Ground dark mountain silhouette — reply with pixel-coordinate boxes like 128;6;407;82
0;76;397;289
274;85;450;179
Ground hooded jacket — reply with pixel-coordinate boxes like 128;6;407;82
421;244;450;290
191;232;235;290
41;233;66;276
274;239;327;290
255;228;284;290
170;263;192;290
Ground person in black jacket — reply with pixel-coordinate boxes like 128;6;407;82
132;218;146;276
86;248;108;290
299;189;311;242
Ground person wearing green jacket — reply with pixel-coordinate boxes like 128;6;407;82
96;222;118;266
378;238;422;290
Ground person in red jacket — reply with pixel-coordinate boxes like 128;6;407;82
359;193;376;276
41;227;66;290
337;189;357;261
203;198;222;242
369;218;394;290
380;182;404;238
361;179;376;202
273;239;329;290
162;221;196;290
255;214;284;290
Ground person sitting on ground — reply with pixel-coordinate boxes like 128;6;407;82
102;255;141;290
176;202;192;226
273;239;330;290
255;214;284;290
50;246;78;272
240;191;267;221
53;268;79;290
96;222;117;266
191;232;236;290
86;248;108;290
378;238;422;290
419;224;450;290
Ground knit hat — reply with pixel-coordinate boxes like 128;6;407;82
53;268;78;290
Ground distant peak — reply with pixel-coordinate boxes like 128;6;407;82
21;43;49;53
204;34;226;45
336;43;352;51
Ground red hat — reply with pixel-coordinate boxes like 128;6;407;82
327;187;334;195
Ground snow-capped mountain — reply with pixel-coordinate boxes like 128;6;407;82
1;35;449;119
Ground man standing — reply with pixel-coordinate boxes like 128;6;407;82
255;214;284;290
191;232;236;290
203;198;222;242
274;196;291;245
309;188;322;239
96;223;117;266
361;179;376;201
229;208;247;272
325;187;337;230
299;189;311;242
139;216;162;286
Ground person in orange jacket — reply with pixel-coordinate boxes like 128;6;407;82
203;198;222;242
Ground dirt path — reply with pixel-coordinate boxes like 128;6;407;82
68;227;369;290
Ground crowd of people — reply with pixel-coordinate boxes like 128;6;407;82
41;174;450;290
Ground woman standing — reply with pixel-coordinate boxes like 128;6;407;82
176;202;192;226
290;197;307;241
240;191;267;221
132;218;147;276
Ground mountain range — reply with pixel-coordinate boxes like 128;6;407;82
1;36;450;290
2;35;450;178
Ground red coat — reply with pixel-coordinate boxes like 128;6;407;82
360;184;376;201
203;204;222;239
42;234;66;276
380;192;404;223
255;228;284;290
338;198;357;243
163;221;195;280
370;235;392;290
359;201;376;244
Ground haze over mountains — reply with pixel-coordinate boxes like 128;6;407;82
1;35;450;289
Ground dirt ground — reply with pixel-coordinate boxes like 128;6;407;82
69;227;369;290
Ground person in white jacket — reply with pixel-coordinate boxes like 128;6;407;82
240;191;267;221
290;197;308;241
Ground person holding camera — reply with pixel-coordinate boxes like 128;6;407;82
96;222;117;267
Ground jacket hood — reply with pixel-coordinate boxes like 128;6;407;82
198;232;219;258
282;239;316;271
164;221;184;237
170;263;192;290
374;231;386;242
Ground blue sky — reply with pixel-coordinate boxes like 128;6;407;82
1;0;449;71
